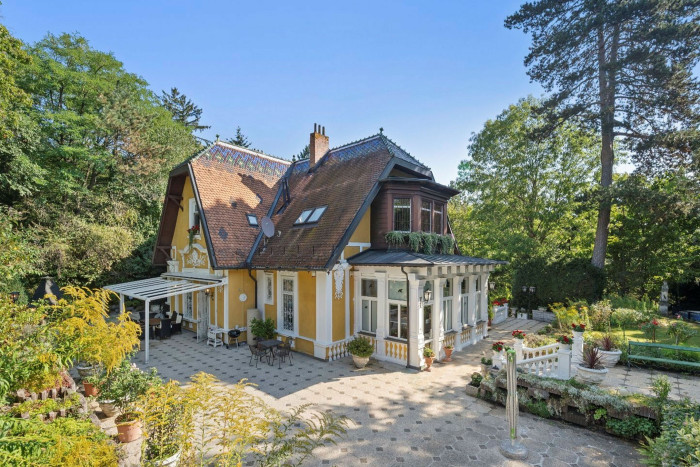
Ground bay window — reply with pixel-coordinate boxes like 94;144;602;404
393;198;411;232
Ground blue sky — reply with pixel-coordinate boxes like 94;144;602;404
1;1;542;184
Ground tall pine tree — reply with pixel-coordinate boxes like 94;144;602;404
160;87;210;132
506;0;700;269
225;126;251;148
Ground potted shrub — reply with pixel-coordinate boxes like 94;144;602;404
109;361;162;443
250;317;276;340
596;335;622;368
556;335;573;351
82;374;100;397
347;337;374;369
443;344;454;362
576;346;608;385
491;341;505;368
466;372;482;396
423;347;435;371
480;357;492;377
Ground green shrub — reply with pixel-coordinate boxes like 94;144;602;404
606;294;656;313
470;372;483;387
525;400;552;418
347;337;374;358
606;416;658;439
640;400;700;466
589;300;613;331
667;321;697;345
250;317;276;339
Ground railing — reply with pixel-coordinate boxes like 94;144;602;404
460;326;472;346
516;342;571;379
475;322;484;338
385;340;407;364
328;338;351;361
443;333;456;349
522;342;559;360
518;353;559;377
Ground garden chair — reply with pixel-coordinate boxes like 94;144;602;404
276;341;293;369
248;343;267;368
171;313;182;334
156;319;172;340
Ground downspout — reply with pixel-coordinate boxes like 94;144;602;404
248;267;258;309
401;266;411;370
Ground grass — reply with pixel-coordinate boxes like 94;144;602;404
605;317;700;348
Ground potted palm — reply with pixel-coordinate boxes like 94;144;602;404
423;347;435;371
347;337;374;369
596;335;622;368
576;346;608;385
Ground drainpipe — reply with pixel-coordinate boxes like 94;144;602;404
401;266;411;370
247;267;258;309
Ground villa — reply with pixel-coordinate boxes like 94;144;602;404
108;126;503;368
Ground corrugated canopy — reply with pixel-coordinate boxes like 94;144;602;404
104;276;226;301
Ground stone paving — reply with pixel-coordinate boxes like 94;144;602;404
134;320;645;466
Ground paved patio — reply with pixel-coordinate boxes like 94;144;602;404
133;319;650;466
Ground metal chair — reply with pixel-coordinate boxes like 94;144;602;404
248;343;267;368
276;342;293;368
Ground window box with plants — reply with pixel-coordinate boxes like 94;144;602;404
347;336;374;369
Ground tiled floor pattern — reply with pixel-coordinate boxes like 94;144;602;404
133;319;645;466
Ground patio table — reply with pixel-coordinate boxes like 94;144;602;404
258;339;283;366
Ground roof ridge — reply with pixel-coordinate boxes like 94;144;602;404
171;142;217;171
213;141;291;165
328;133;382;152
379;133;428;168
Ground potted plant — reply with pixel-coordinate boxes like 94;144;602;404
480;357;492;377
187;224;200;248
466;372;482;396
576;346;608;385
82;374;100;397
109;361;162;443
596;335;622;368
443;344;454;362
571;322;586;337
75;362;99;378
491;341;505;368
347;337;374;369
423;347;435;371
511;330;526;340
556;335;573;351
250;317;276;340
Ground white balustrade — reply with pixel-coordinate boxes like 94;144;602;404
516;342;572;379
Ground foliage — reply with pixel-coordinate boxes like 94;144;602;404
651;376;671;407
606;416;657;440
347;337;374;358
556;335;572;345
226;126;251;148
291;144;309;161
0;209;36;295
384;231;406;249
250;317;276;340
407;231;422;253
491;341;505;352
137;372;348;467
10;393;81;418
160;87;209;132
588;300;613;332
571;323;586;333
511;330;525;340
598;335;616;352
524;333;556;347
437;234;454;254
640;400;700;466
607;295;656;314
550;302;588;331
480;357;492;366
641;320;661;343
470;372;483;387
667;321;697;346
524;399;552;419
423;347;434;358
95;358;161;411
506;0;700;270
0;414;118;466
384;231;453;255
580;346;603;370
611;308;644;340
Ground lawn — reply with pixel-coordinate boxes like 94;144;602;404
604;317;700;348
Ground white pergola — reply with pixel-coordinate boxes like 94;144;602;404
104;275;227;362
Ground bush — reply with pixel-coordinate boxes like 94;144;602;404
667;321;697;345
524;334;556;348
606;416;657;439
470;372;483;387
347;337;374;358
551;302;589;331
250;317;276;339
589;300;613;331
641;400;700;466
524;400;552;418
606;294;657;313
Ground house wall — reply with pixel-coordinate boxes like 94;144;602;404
296;271;316;354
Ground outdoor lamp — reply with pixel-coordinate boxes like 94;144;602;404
489;282;495;290
521;285;527;293
529;286;536;294
10;291;20;303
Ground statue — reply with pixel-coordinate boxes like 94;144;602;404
499;349;528;460
659;281;669;316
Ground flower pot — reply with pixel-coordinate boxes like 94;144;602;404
83;382;98;397
76;364;97;378
575;365;608;385
424;356;434;372
573;330;584;339
443;348;453;362
351;354;370;369
115;417;142;443
465;384;479;397
559;344;571;352
152;449;181;466
598;348;622;368
98;400;119;417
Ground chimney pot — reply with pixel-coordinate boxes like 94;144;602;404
309;124;329;169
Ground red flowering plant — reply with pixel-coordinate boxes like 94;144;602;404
187;224;200;247
511;330;526;340
557;335;573;345
640;319;661;343
491;341;505;352
571;323;586;332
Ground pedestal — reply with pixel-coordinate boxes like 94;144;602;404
500;438;528;460
572;331;584;366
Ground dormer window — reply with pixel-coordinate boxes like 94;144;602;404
294;206;327;226
246;214;258;226
393;198;411;232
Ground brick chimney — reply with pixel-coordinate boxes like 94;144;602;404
309;123;328;168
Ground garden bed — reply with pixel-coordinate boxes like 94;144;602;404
478;370;660;441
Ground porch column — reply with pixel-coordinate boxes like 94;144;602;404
481;272;490;337
344;267;350;340
432;278;444;361
452;276;462;349
144;299;150;363
353;272;362;335
407;274;423;369
468;275;477;327
374;272;387;360
315;271;333;359
119;294;125;315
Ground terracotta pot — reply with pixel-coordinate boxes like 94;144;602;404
351;354;370;369
83;382;98;397
598;348;622;368
443;347;453;362
116;418;142;443
424;356;434;371
575;365;608;385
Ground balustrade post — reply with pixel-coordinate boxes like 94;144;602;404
557;346;572;379
572;331;584;366
513;340;524;361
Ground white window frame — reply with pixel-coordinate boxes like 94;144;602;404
460;278;469;327
264;273;274;305
277;272;299;337
183;292;194;321
360;279;378;334
392;198;412;232
188;198;200;230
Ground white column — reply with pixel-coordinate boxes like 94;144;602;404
375;272;387;360
572;331;584;366
344;268;350;340
514;339;524;361
481;273;490;337
214;288;218;328
119;294;125;315
144;299;150;363
256;270;265;317
432;278;444;361
451;276;461;330
315;272;333;359
353;272;362;335
407;275;423;369
468;276;477;327
557;346;572;379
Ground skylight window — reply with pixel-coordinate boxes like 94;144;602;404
246;214;258;226
294;206;327;226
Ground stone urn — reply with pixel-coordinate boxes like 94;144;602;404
98;399;119;417
576;365;608;385
598;349;622;368
351;354;370;369
443;347;454;362
424;356;435;372
76;363;97;378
